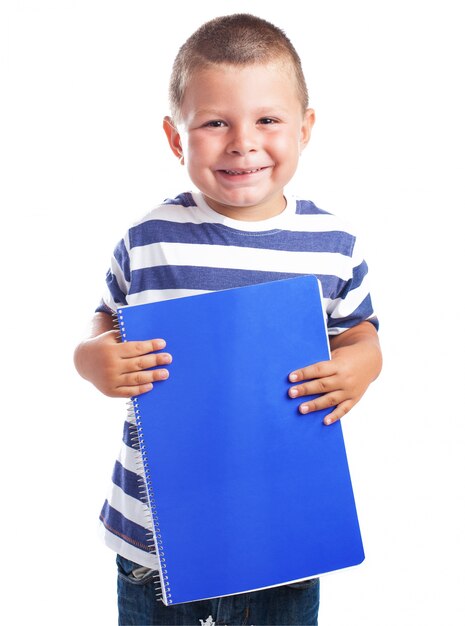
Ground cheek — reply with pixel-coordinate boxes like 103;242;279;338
270;132;301;158
186;135;220;161
184;138;215;181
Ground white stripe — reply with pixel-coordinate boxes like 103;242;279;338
133;194;351;233
327;282;371;319
107;482;152;530
286;212;354;234
118;440;143;476
135;202;219;226
322;296;333;317
126;288;211;306
131;242;353;279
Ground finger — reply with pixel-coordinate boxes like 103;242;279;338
120;338;167;358
120;367;170;388
121;352;172;374
115;367;171;398
288;375;340;399
298;391;344;415
322;400;353;425
113;382;154;398
288;360;334;383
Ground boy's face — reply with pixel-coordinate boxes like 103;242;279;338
164;62;314;221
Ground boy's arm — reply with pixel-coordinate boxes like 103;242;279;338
288;321;382;425
74;311;172;398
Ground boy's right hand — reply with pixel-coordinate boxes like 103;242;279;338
74;327;172;398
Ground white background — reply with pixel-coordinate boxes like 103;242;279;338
1;1;464;624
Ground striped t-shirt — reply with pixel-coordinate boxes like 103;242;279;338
97;191;378;569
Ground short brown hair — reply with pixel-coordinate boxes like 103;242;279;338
168;13;309;122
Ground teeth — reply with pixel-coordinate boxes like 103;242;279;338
224;168;261;175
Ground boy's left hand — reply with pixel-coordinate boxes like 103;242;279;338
288;321;382;425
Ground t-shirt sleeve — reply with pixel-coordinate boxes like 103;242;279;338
326;235;379;335
95;235;131;314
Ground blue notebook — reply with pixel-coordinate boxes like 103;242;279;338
116;275;364;605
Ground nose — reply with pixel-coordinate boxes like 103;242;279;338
226;124;258;156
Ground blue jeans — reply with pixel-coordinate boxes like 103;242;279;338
117;555;319;625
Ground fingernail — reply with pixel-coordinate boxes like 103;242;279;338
324;417;333;425
289;388;298;398
289;373;298;382
159;369;169;379
300;405;309;414
161;354;172;364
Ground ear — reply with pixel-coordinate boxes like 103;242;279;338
299;108;315;152
163;116;184;163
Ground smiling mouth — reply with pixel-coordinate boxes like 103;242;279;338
221;167;266;175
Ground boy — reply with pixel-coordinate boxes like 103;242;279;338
74;13;382;626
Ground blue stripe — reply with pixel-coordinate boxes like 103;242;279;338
329;260;369;305
128;265;349;300
123;419;140;449
95;299;115;315
100;500;153;552
112;460;143;501
114;239;131;282
129;265;300;293
162;192;195;207
128;220;355;255
351;260;369;290
296;200;331;215
105;269;128;306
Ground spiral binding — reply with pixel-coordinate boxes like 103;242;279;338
116;308;172;605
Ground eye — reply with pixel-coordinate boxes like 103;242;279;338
257;117;278;125
203;120;227;128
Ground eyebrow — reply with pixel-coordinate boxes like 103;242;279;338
192;105;291;118
192;109;225;118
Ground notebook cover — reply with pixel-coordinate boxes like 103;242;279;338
116;275;364;605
